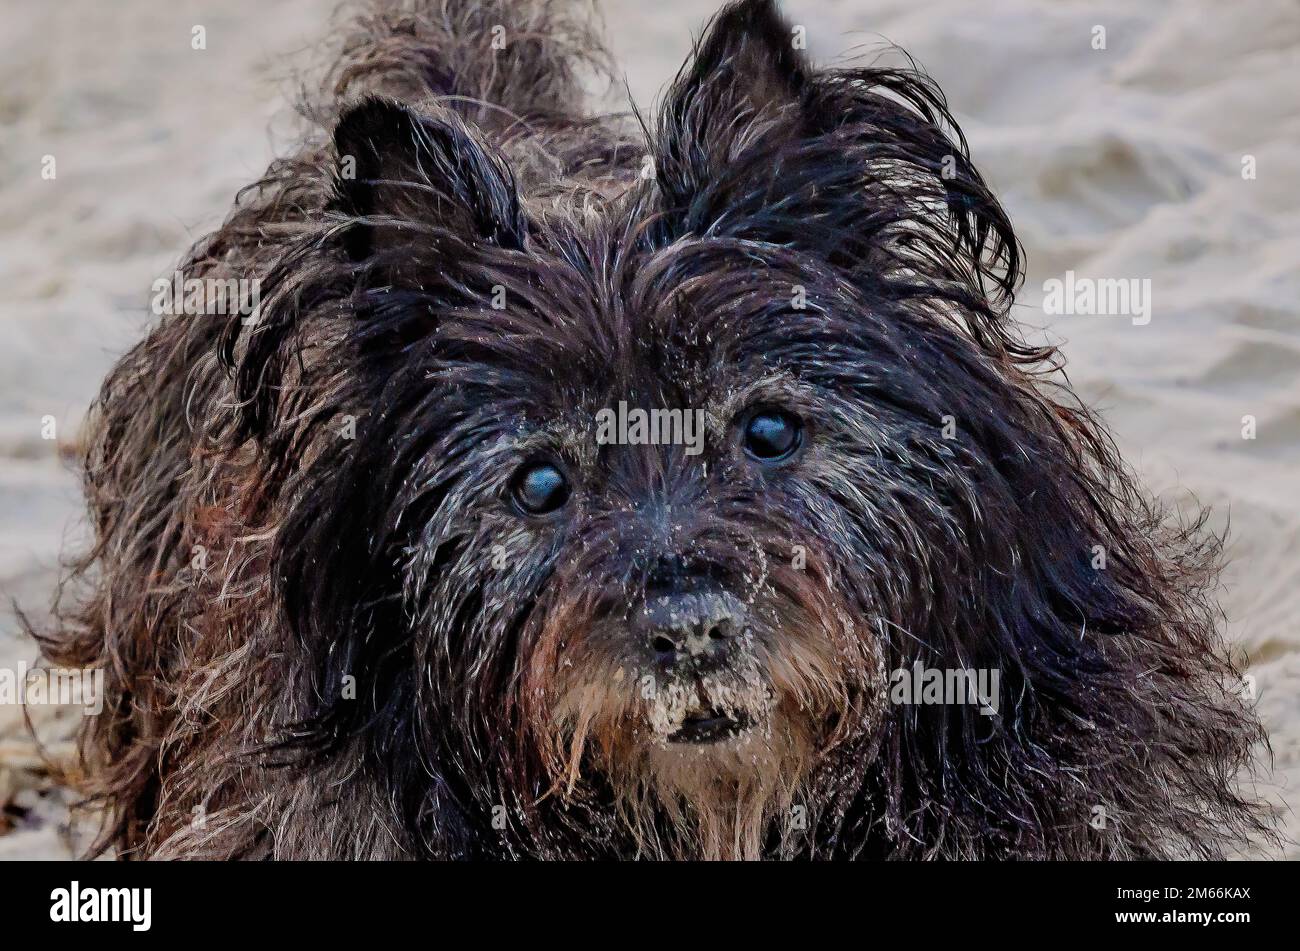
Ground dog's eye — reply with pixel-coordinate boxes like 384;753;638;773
742;410;803;463
511;461;571;515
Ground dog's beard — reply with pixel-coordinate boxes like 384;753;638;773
524;594;880;860
598;707;816;862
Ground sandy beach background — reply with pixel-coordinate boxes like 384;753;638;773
1;0;1297;858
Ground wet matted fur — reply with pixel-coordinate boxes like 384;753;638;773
38;0;1272;859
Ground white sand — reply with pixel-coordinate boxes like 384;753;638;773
1;0;1296;858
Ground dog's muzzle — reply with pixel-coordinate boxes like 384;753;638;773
632;590;756;743
635;589;748;671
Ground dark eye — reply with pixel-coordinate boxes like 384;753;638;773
742;409;803;462
511;461;571;515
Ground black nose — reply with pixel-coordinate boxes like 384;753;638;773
637;591;746;668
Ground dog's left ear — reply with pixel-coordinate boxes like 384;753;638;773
333;96;527;262
653;0;1019;310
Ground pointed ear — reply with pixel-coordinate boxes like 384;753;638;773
652;0;1020;315
333;96;526;261
655;0;809;220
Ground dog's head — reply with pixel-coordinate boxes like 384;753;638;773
234;0;1259;858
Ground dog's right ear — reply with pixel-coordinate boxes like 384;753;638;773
651;0;1020;319
653;0;809;227
332;97;526;261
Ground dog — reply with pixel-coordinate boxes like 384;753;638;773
40;0;1270;859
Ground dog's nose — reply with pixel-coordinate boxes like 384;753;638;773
637;591;746;668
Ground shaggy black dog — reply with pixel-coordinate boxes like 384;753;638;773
41;0;1270;858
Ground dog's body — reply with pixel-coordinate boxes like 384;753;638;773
42;0;1269;859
